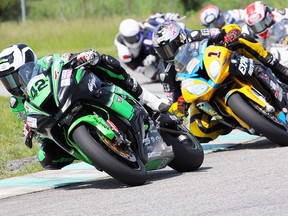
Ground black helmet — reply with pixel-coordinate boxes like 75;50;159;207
0;44;37;97
152;21;187;62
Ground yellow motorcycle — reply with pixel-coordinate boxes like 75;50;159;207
171;39;288;146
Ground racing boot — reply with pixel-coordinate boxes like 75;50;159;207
37;138;75;170
254;63;288;117
125;75;170;112
239;34;288;84
261;52;288;84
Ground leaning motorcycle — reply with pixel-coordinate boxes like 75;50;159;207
18;60;204;186
172;39;288;146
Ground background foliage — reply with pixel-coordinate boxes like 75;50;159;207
1;0;287;22
0;0;284;57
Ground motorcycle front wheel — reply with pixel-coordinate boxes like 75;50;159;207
161;126;204;172
72;125;148;186
227;93;288;146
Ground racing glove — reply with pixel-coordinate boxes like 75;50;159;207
189;28;222;44
23;123;33;148
143;54;156;67
76;49;100;66
165;12;180;21
223;28;241;49
177;95;190;116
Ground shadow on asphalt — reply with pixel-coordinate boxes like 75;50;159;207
223;138;283;151
58;169;201;190
57;139;284;191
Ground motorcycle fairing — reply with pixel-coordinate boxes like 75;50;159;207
204;45;232;84
181;78;219;103
68;114;115;140
175;39;208;81
180;45;231;104
51;58;64;107
26;73;51;107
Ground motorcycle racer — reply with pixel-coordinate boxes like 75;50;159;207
0;44;169;169
152;21;288;142
200;5;246;29
244;2;288;72
114;12;186;82
244;1;288;40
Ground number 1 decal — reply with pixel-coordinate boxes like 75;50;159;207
208;51;221;58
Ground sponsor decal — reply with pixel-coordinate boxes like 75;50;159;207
200;29;210;36
148;151;161;158
106;119;119;132
24;104;30;111
117;96;122;103
238;56;254;76
247;59;254;76
26;116;37;128
17;111;25;119
60;69;72;87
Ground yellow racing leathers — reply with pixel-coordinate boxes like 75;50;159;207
222;24;288;83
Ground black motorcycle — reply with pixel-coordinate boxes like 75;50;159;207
19;59;204;186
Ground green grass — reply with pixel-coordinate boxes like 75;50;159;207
0;97;42;178
0;17;124;57
0;13;203;58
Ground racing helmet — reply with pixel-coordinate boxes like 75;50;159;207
152;21;187;62
245;1;275;39
0;44;37;98
119;18;143;49
200;5;225;28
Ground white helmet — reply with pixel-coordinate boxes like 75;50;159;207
200;5;225;28
245;1;274;39
0;44;37;97
119;18;143;49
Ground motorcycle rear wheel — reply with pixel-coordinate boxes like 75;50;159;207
72;125;148;186
227;93;288;146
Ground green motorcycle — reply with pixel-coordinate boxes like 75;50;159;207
18;59;204;186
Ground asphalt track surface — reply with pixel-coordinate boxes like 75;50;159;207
0;69;288;215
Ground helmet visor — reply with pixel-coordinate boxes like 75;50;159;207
154;42;179;62
249;12;274;34
205;15;225;28
0;71;21;96
123;33;141;45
